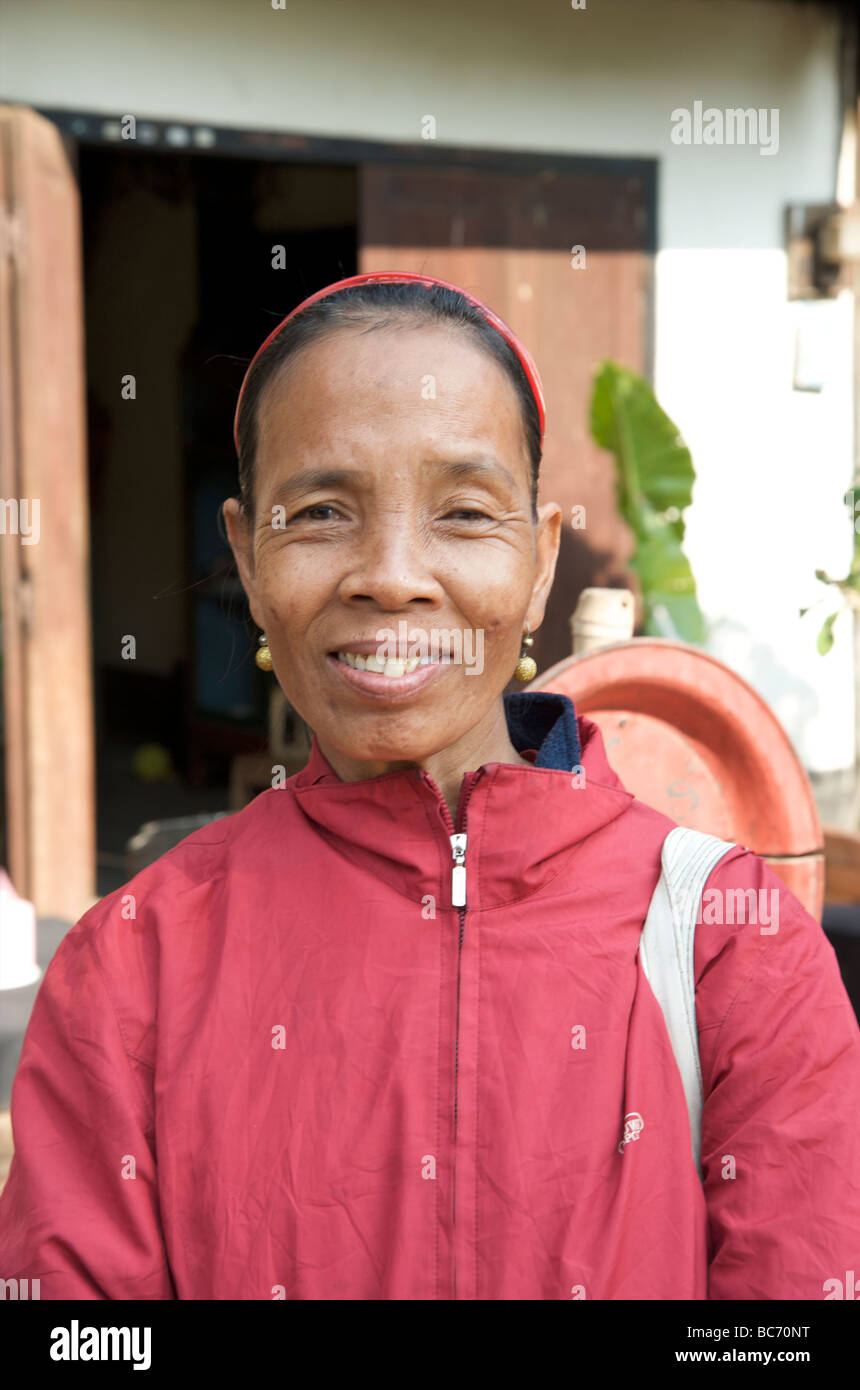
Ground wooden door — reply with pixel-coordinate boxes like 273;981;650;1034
359;160;654;672
0;105;95;918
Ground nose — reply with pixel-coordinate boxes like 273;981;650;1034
335;512;444;613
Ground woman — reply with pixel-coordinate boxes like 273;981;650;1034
1;273;858;1300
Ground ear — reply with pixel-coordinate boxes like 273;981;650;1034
223;497;263;629
525;500;563;633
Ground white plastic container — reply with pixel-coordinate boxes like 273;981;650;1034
570;587;635;655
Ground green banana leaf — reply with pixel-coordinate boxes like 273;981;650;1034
589;360;707;644
809;489;860;655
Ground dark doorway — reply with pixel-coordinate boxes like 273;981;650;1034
78;147;357;893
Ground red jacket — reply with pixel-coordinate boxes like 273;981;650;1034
1;693;858;1299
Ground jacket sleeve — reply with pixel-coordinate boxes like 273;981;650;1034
0;914;175;1299
695;849;860;1300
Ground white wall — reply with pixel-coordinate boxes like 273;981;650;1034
1;0;852;771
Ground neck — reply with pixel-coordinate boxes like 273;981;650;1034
315;700;532;823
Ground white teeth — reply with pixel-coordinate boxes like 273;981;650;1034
336;651;427;678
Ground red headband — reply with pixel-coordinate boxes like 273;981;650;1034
232;271;546;453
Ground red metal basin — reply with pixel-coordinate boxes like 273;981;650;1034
534;639;824;920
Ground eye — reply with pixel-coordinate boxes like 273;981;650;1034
444;508;493;521
291;504;343;522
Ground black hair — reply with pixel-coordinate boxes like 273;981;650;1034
234;280;541;521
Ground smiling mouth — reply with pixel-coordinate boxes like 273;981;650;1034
332;650;442;679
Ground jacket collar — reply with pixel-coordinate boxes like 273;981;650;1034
290;693;632;910
502;690;582;769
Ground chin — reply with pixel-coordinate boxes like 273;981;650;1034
324;720;459;767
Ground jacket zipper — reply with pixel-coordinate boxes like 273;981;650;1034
450;844;467;1285
436;768;483;1300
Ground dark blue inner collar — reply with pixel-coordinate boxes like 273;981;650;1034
503;691;581;771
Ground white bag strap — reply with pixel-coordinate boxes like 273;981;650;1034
639;826;736;1176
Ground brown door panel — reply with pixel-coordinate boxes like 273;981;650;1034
359;162;654;672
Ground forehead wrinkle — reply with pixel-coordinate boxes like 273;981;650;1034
256;325;533;492
264;454;518;509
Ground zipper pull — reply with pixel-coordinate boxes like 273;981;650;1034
450;833;467;908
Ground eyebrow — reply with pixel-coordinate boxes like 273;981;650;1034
270;469;355;506
268;456;520;506
436;456;520;492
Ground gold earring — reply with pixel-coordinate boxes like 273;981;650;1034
255;633;273;671
514;627;537;683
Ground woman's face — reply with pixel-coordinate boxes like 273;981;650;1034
224;321;561;767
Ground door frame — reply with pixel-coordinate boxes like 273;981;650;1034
40;107;658;383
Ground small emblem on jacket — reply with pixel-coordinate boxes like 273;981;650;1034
618;1112;644;1153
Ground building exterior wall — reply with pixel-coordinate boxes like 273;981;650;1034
0;0;851;773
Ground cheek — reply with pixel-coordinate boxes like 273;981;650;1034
445;553;532;631
481;614;522;666
248;577;315;654
252;545;333;614
483;614;510;641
